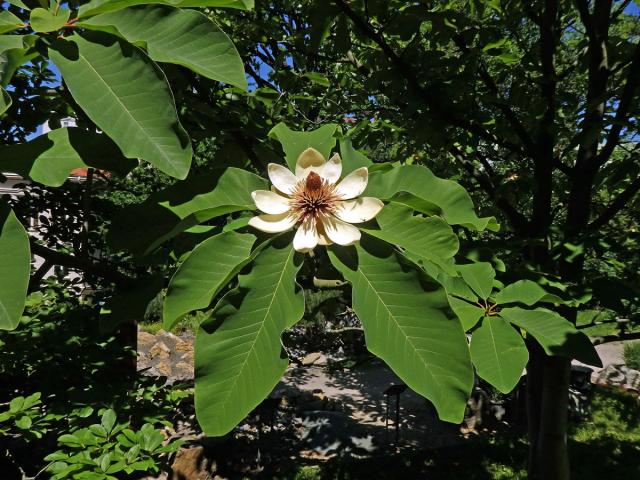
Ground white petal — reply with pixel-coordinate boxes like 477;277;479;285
316;222;333;246
320;153;342;184
293;219;319;252
321;216;361;246
251;190;291;215
335;167;368;200
295;147;326;178
268;163;298;195
333;197;384;223
248;212;297;233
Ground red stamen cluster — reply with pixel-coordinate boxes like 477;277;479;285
289;172;340;222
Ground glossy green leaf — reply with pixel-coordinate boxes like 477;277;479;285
108;167;266;255
494;279;565;306
364;165;499;231
80;6;246;89
457;262;495;300
0;10;24;34
448;296;484;331
49;31;192;179
363;203;458;275
500;307;602;367
470;316;528;393
338;137;372;175
0;202;30;331
79;0;254;18
6;0;30;10
195;238;304;436
328;235;473;423
269;122;338;170
29;7;69;32
0;85;10;114
0;128;136;186
164;231;257;329
0;35;33;86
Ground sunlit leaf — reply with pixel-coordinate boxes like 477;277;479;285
49;31;192;179
195;237;304;435
328;235;473;422
79;0;254;18
269;122;338;170
80;5;247;89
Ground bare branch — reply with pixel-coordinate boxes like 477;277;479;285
588;175;640;230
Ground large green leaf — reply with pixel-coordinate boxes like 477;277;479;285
0;35;34;87
338;137;372;173
0;10;24;34
79;0;254;18
29;7;69;32
49;31;192;179
195;238;304;436
447;296;485;331
0;85;10;115
108;167;266;255
80;6;246;89
470;316;528;393
0;128;136;186
0;202;30;331
164;231;257;329
500;307;602;367
269;122;338;170
363;203;458;275
494;279;565;306
457;262;495;300
363;165;499;231
328;235;473;423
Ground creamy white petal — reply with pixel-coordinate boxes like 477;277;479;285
333;197;384;223
321;216;361;246
251;190;291;215
295;147;326;178
316;221;333;246
320;153;342;184
248;212;297;233
293;219;319;252
268;163;298;195
335;167;368;200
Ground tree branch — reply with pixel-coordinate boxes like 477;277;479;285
592;331;640;345
30;242;134;286
587;175;640;230
596;42;640;167
334;0;524;156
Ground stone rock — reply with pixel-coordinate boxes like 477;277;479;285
621;366;640;390
302;352;322;366
149;341;171;360
138;331;156;350
175;339;193;353
155;361;173;377
174;361;194;379
157;330;180;350
170;446;214;480
596;364;625;385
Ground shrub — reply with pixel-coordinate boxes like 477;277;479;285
624;342;640;370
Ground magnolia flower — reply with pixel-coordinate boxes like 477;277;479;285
248;148;384;252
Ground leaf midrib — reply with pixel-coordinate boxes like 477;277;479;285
69;39;178;171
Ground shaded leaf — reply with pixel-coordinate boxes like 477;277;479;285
195;237;304;435
0;10;24;34
500;307;602;367
470;316;528;393
328;235;473;423
457;262;495;300
494;279;565;306
79;0;254;18
49;31;192;179
363;203;458;275
0;128;136;186
364;165;499;231
269;122;338;170
107;167;266;255
163;231;257;329
80;6;246;89
29;7;69;32
0;85;10;115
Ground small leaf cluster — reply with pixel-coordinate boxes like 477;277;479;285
45;410;182;480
